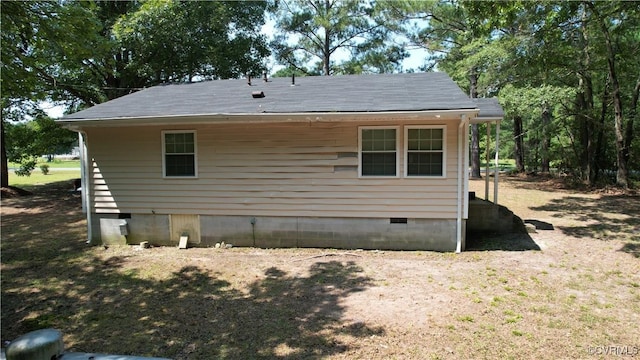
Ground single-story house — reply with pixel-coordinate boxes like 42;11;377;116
58;72;504;252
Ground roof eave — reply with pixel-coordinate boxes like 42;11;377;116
470;116;503;124
59;109;480;130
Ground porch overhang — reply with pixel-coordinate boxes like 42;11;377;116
470;98;504;206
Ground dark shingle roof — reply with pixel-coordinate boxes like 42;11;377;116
472;98;504;119
63;72;480;121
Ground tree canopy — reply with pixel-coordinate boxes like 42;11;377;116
270;0;408;75
1;0;270;185
393;0;639;187
113;0;270;83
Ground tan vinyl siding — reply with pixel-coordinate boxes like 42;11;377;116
85;119;460;219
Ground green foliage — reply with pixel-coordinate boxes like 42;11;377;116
1;1;115;108
1;1;55;104
13;158;36;177
1;0;271;186
39;164;50;175
113;0;269;82
271;67;313;78
3;1;271;108
271;0;408;75
499;84;577;173
394;0;639;184
4;113;76;177
1;1;103;185
2;0;638;187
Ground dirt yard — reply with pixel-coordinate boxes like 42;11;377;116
1;177;639;359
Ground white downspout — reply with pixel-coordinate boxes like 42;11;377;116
79;132;92;244
456;115;468;253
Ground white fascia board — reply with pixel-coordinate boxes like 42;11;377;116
58;109;480;130
470;116;503;124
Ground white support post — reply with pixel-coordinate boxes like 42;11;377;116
456;115;468;253
485;123;491;201
494;121;500;205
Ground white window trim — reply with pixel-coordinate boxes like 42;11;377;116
404;125;447;178
162;130;198;178
358;126;400;178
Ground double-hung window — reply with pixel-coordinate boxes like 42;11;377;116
359;127;398;177
163;131;197;177
405;126;446;177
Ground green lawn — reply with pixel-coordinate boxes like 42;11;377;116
7;159;80;189
480;159;515;169
8;170;80;189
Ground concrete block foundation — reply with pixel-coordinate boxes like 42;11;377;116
92;214;171;246
90;213;462;251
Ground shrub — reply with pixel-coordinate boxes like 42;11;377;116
40;164;50;175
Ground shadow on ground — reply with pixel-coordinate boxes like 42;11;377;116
2;253;380;359
466;200;541;251
524;219;554;230
1;186;382;359
465;214;542;251
530;194;640;258
465;226;541;252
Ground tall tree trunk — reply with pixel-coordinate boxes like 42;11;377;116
612;88;627;188
322;0;331;76
1;119;9;188
323;31;330;76
541;104;551;173
593;80;608;184
577;4;597;183
470;125;481;178
469;68;481;178
623;77;639;164
589;2;628;187
514;115;525;173
578;9;596;182
577;90;591;181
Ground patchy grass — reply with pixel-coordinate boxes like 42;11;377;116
1;175;639;359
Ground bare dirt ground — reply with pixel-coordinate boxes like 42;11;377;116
1;177;639;359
